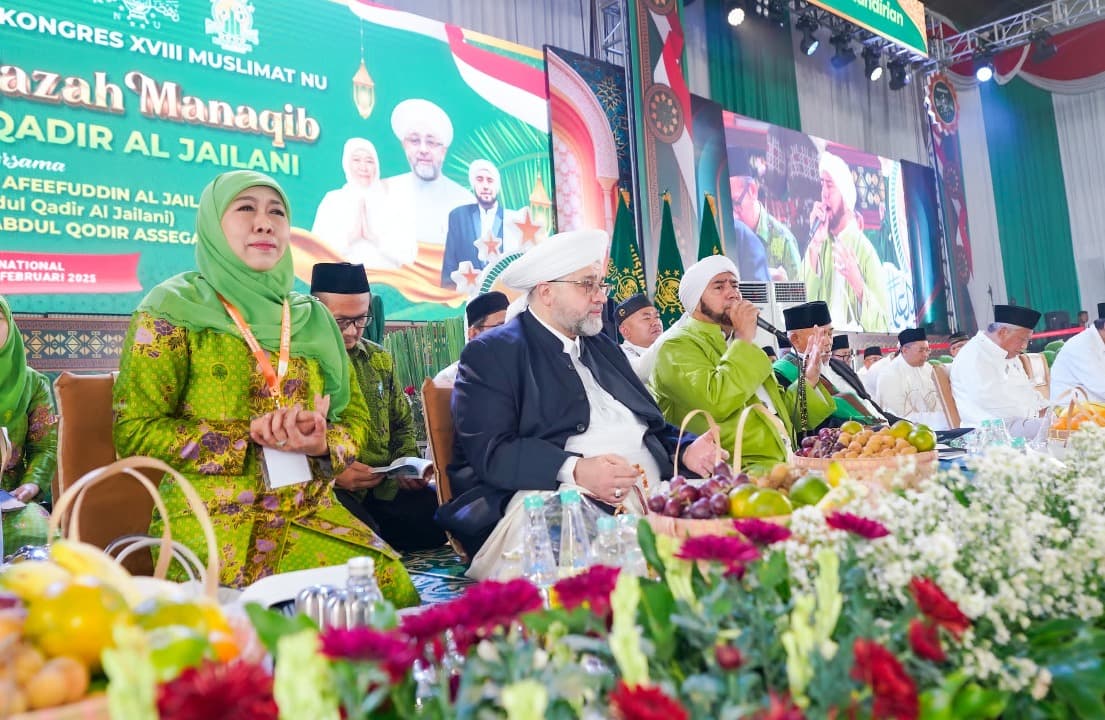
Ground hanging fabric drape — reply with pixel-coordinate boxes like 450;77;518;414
980;77;1081;322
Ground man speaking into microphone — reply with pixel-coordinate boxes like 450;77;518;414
649;256;836;473
799;152;890;332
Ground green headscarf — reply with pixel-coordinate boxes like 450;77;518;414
136;170;350;418
0;294;34;428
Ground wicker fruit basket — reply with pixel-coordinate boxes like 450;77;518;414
791;451;937;490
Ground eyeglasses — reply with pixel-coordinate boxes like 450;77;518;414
402;134;444;150
334;314;372;331
546;279;611;296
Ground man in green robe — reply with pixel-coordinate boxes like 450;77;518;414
800;152;890;331
731;175;801;282
312;262;446;551
649;256;835;473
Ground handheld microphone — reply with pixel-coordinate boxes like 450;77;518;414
809;216;823;241
756;316;789;344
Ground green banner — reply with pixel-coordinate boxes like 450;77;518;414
0;0;552;320
805;0;928;56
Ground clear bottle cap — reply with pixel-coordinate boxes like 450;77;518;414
560;488;582;504
597;516;616;532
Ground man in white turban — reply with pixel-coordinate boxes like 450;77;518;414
438;230;722;580
799;151;890;332
441;159;510;287
383;98;474;249
649;256;835;473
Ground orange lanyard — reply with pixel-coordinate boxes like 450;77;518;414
219;294;291;407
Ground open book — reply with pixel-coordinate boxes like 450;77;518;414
371;456;433;480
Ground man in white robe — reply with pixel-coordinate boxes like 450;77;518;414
1049;314;1105;403
614;293;662;379
950;304;1048;436
384;99;474;248
875;328;948;430
857;346;887;397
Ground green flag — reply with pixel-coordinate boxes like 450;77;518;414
697;193;724;260
606;189;647;303
654;192;685;328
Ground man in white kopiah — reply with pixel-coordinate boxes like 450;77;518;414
384;99;474;249
311;137;417;268
433;291;509;384
1049;309;1105;404
438;229;723;580
875;328;949;430
950;304;1048;437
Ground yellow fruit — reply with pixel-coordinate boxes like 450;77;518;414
889;420;913;439
209;630;240;663
0;609;24;644
12;643;45;685
789;475;831;507
839;420;864;435
0;680;28;715
746;489;793;518
826;461;847;488
46;657;90;704
728;484;758;518
0;561;72;603
907;427;937;452
24;577;133;672
24;665;69;710
49;540;139;605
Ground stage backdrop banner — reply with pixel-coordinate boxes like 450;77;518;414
724;110;932;334
0;0;552;320
805;0;928;56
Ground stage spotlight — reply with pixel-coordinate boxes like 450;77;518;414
862;45;883;81
888;58;911;90
797;14;820;56
1030;30;1057;63
974;55;994;82
830;31;857;68
727;5;746;27
767;0;786;28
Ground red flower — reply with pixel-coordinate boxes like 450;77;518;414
909;577;971;638
733;518;792;545
825;512;890;539
714;643;744;670
851;639;918;720
319;626;417;682
400;578;543;650
609;681;689;720
553;564;620;618
908;619;946;663
157;661;278;720
676;534;760;577
753;692;807;720
403;385;416;396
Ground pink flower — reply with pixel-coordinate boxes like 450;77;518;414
676;535;760;577
552;565;620;619
733;518;792;545
825;512;890;539
319;627;417;682
400;578;543;651
157;661;277;720
403;385;416;396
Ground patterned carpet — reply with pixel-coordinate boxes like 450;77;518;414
402;545;475;604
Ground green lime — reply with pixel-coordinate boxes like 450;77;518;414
889;420;913;439
789;475;831;507
746;489;793;518
907;427;937;452
839;420;863;435
728;484;758;518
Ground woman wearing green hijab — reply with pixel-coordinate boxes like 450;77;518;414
0;294;55;556
113;170;418;605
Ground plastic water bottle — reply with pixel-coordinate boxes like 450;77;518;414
617;514;649;577
325;556;385;629
558;488;593;578
594;516;621;567
520;495;558;589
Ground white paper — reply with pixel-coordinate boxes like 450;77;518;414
260;448;313;489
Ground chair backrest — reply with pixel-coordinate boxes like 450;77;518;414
930;364;960;429
1020;353;1050;399
53;372;158;574
420;376;467;561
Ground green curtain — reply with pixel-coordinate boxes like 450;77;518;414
703;0;801;129
382;317;465;390
980;77;1080;323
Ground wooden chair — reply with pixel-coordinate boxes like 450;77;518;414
930;364;961;429
420;376;468;562
1020;352;1051;399
53;372;160;574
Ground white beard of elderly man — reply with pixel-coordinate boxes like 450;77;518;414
438;229;724;581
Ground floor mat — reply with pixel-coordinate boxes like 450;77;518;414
402;545;474;604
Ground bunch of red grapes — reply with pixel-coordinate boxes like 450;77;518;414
645;463;751;520
795;427;844;458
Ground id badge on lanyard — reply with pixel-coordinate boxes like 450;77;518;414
221;295;312;489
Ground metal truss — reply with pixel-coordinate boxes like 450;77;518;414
596;0;627;63
926;0;1105;67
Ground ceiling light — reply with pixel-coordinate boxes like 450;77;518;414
974;54;994;82
830;31;857;68
862;45;883;81
888;58;911;90
727;5;746;26
797;14;820;56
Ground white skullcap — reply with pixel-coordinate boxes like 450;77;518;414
678;255;739;312
499;229;609;292
819;152;857;212
391;99;453;146
467;159;500;188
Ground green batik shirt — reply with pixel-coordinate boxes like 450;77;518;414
1;368;58;500
348;339;417;501
755;203;802;282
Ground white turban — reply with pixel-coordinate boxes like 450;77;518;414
678;255;739;312
467;159;500;189
819;152;857;211
499;229;609;319
391;98;453;146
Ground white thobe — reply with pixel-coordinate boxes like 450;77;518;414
433;361;459;384
620;340;650;380
950;332;1047;427
467;313;658;580
1050;327;1105;404
874;356;949;430
858;358;888;397
384;172;474;247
